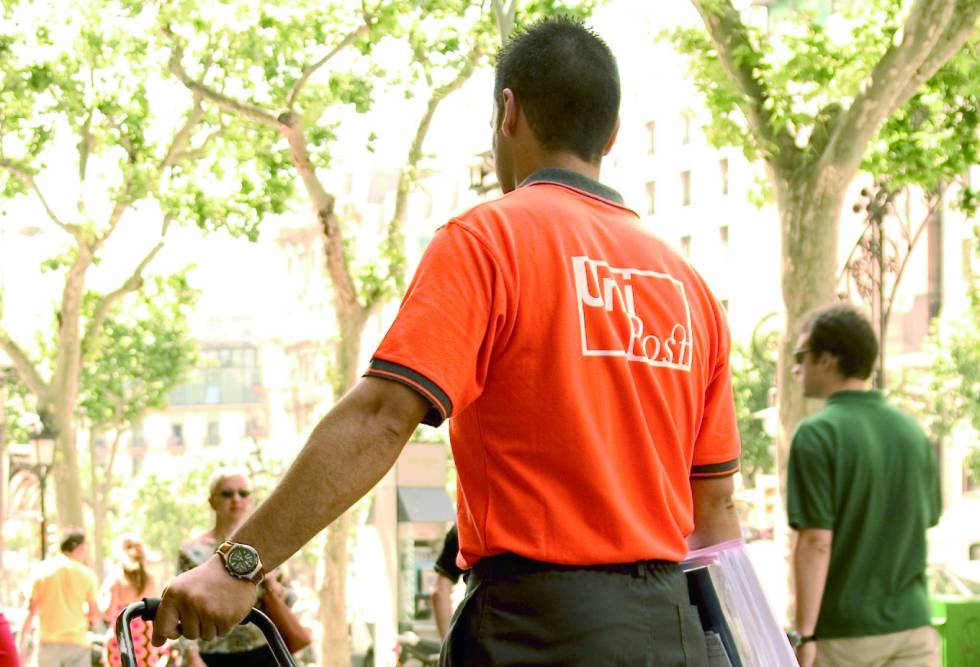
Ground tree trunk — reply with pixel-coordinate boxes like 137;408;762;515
319;511;353;667
50;246;92;530
775;170;847;467
50;400;85;529
318;310;366;667
90;431;106;578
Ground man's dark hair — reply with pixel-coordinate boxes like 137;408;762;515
494;17;620;163
60;529;85;554
802;303;879;380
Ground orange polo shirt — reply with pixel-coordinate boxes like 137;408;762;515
367;168;739;567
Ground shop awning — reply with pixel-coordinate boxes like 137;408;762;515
397;486;455;523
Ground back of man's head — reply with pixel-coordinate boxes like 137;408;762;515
803;303;879;380
60;529;85;555
494;17;620;164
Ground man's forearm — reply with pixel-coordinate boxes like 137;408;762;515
793;530;832;635
432;579;455;638
230;379;425;571
687;475;742;550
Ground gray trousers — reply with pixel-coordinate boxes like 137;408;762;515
440;553;709;666
39;642;90;667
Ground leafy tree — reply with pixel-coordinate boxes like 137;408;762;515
891;282;980;441
78;272;198;576
114;459;219;580
731;315;778;483
159;1;592;662
0;0;291;529
669;0;980;467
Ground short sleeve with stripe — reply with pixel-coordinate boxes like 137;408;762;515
366;220;509;426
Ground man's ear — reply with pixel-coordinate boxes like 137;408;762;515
500;88;519;138
602;117;621;156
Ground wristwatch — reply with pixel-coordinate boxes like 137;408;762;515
786;630;817;648
216;541;265;585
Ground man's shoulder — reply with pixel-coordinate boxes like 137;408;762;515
791;412;837;449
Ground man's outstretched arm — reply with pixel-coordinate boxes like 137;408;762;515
152;376;429;645
687;475;742;550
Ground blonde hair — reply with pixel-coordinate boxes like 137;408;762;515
208;466;252;498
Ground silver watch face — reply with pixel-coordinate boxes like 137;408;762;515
227;544;259;576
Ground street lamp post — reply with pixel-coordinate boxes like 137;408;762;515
31;430;56;560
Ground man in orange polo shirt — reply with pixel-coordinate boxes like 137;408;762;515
154;17;742;666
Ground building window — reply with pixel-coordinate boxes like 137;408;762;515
680;235;692;257
169;422;184;450
645;121;656;155
681;171;692;206
720;225;730;252
206;420;220;447
131;452;144;477
169;345;263;406
720;158;729;195
129;424;146;451
645;181;656;215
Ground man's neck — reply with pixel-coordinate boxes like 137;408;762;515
823;377;871;397
517;152;601;186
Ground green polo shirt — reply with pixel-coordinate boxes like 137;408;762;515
787;390;941;639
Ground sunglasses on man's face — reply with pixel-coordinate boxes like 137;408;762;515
219;488;252;499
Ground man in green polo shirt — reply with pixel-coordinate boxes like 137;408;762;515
787;303;941;667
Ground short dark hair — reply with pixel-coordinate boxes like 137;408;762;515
60;529;85;554
494;17;620;163
802;303;879;380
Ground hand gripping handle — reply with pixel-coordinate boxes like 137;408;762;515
114;597;297;667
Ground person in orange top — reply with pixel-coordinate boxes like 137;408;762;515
152;17;742;667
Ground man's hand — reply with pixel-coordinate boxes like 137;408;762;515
151;555;257;646
795;640;816;667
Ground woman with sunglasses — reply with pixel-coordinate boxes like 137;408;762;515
176;468;275;667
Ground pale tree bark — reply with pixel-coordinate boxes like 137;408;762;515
491;0;518;44
168;25;484;667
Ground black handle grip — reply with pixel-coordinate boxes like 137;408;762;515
115;597;297;667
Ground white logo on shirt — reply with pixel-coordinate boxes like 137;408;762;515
571;255;693;371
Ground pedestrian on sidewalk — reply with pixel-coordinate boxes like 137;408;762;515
431;525;462;640
0;609;19;667
99;534;165;667
152;17;742;666
176;468;275;667
787;303;942;667
19;530;99;667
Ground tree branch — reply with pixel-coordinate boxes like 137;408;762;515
491;0;518;44
165;30;282;130
82;219;171;354
0;159;82;238
894;0;980;109
161;94;206;169
370;41;487;309
0;328;49;399
689;0;799;176
822;0;973;174
276;112;361;316
286;23;370;110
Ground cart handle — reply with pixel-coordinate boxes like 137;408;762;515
114;597;297;667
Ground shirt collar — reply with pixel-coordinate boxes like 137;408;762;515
827;389;883;404
518;167;626;206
